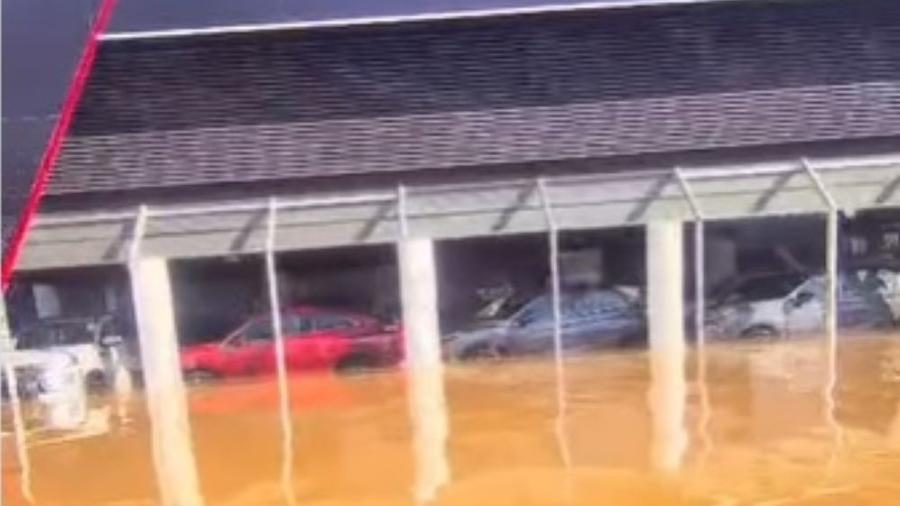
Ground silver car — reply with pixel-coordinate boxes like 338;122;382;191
706;271;894;339
443;289;644;360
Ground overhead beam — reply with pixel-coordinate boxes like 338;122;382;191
16;154;900;271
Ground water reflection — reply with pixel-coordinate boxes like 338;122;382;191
407;367;451;503
8;335;900;505
693;344;714;466
647;338;688;473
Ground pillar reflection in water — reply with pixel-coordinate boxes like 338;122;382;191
3;360;33;503
399;239;451;503
823;210;843;465
108;345;134;425
887;340;900;450
130;257;204;506
646;221;688;473
695;338;714;463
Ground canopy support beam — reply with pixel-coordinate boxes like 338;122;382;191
802;158;840;342
264;197;297;506
536;178;572;469
674;167;706;349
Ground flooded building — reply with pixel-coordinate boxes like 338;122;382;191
5;0;900;503
11;0;900;334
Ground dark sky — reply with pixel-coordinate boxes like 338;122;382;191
2;0;99;250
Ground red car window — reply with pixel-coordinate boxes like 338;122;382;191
282;313;313;335
242;313;312;341
244;318;273;342
313;314;356;331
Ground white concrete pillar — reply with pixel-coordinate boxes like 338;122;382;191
397;239;450;503
399;239;442;368
1;299;33;503
129;257;204;506
645;221;688;473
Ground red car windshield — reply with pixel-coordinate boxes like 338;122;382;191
222;310;368;345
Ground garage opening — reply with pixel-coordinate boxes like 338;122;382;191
437;226;648;362
170;243;403;387
4;266;137;391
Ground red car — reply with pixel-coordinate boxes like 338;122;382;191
180;306;402;382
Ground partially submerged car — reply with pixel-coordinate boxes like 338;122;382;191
179;306;403;382
12;315;130;390
1;348;88;430
706;271;894;339
443;289;645;360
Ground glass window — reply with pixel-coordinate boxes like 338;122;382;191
795;277;826;298
244;318;273;341
243;313;312;340
724;274;807;302
17;319;95;350
313;314;355;331
513;296;553;327
563;291;631;319
283;313;313;334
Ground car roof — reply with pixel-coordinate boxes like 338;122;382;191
528;288;633;304
284;305;374;319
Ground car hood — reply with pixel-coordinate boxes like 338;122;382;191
2;349;76;369
181;342;222;354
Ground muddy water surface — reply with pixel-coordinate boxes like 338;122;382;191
6;335;900;505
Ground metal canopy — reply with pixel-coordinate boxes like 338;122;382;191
16;153;900;271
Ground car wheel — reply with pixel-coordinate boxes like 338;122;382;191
183;369;219;385
336;354;380;375
740;325;780;340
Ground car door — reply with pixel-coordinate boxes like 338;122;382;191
564;291;640;348
278;313;324;371
224;318;277;376
784;277;826;335
507;296;556;354
308;313;356;366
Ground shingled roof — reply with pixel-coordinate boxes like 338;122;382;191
47;0;900;197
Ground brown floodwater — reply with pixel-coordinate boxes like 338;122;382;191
6;334;900;505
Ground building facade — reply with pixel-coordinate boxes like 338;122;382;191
10;0;900;340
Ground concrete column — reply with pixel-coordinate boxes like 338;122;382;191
397;239;450;503
645;221;688;473
399;239;442;368
129;257;203;506
1;299;33;503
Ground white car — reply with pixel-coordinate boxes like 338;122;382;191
706;271;894;339
2;348;88;430
13;316;129;390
